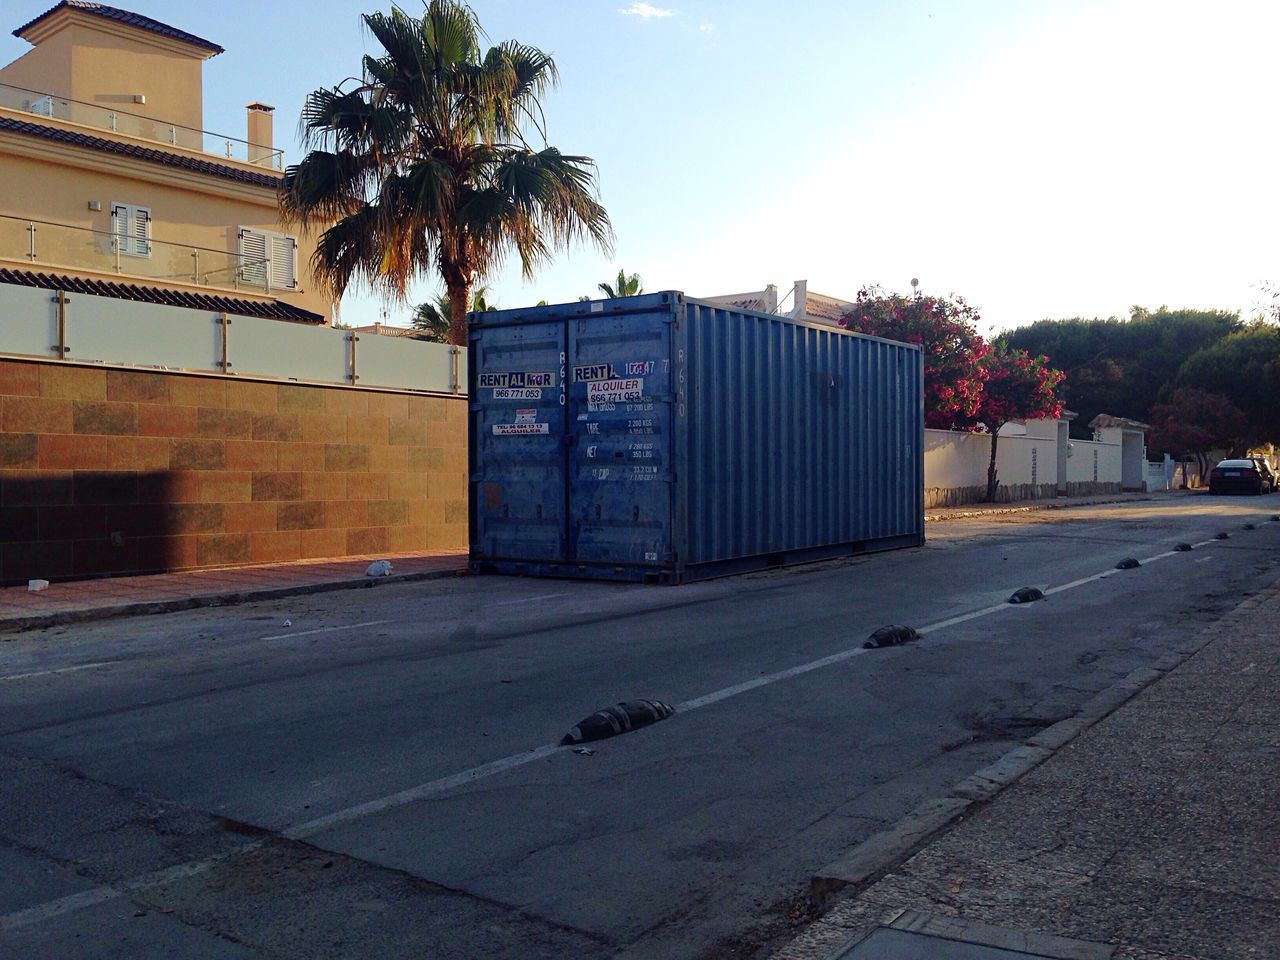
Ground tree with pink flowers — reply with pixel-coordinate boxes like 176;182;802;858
1147;388;1246;486
840;288;989;429
976;346;1065;501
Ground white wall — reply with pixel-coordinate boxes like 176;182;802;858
1066;439;1122;486
924;428;1060;506
925;425;1129;507
0;281;463;394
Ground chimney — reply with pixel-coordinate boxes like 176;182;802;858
792;279;807;319
246;102;274;166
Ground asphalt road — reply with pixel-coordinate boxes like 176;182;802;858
2;494;1278;960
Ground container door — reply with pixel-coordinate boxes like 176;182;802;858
567;313;674;570
470;321;567;562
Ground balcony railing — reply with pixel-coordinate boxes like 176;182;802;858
1;213;272;294
0;81;284;170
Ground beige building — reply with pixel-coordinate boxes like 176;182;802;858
701;280;854;327
0;1;333;324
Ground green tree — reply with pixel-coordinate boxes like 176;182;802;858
281;2;613;346
411;285;498;342
1175;322;1280;447
1002;307;1238;437
598;268;643;299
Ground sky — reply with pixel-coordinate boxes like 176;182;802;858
3;0;1278;335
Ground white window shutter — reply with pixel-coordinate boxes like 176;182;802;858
132;207;151;257
269;233;297;290
238;228;268;287
111;203;151;257
112;204;130;255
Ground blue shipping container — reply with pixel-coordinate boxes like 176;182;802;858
469;292;924;583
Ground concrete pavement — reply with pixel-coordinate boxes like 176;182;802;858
1;494;1274;959
0;549;467;634
774;576;1280;960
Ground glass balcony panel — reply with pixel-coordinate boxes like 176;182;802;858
0;216;33;261
0;214;269;295
0;82;283;169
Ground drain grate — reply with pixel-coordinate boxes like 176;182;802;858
837;910;1114;960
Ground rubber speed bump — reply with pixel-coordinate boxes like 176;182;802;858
561;700;674;746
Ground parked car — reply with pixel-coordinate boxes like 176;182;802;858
1208;458;1274;495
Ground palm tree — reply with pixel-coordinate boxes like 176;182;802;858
412;285;497;342
281;2;613;345
598;268;643;299
410;295;451;343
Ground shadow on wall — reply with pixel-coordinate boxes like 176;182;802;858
0;470;191;585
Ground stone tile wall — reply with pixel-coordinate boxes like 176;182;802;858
0;358;467;583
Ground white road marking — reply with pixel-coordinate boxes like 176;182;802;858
260;619;394;641
917;602;1013;633
0;842;263;932
675;646;872;712
288;746;562;838
490;593;570;607
0;661;117;682
1195;557;1214;563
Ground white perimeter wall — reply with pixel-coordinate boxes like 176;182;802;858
0;282;463;395
1066;439;1122;485
925;427;1124;507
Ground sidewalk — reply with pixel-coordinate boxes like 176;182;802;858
925;488;1189;523
775;578;1280;960
0;549;468;634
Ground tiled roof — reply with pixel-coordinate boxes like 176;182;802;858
803;293;852;322
1089;414;1150;431
0;117;279;189
0;268;326;324
14;2;223;55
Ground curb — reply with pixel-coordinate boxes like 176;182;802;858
925;493;1167;524
0;566;466;635
808;630;1216;909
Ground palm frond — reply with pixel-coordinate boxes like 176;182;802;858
310;205;385;297
489;41;558;140
280;149;375;226
422;0;481;70
290;0;612;343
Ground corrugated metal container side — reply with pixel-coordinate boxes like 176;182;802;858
469;292;923;583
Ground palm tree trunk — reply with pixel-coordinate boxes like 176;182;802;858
447;281;472;347
984;429;1001;502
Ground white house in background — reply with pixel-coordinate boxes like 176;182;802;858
701;280;853;326
349;322;420;339
1089;414;1151;492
